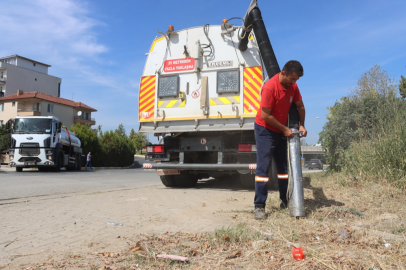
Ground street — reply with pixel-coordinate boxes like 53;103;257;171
0;157;160;200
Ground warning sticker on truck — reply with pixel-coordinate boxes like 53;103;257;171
164;58;195;73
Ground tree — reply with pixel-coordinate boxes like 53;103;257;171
100;129;134;166
399;75;406;99
319;65;400;171
129;129;148;154
350;65;397;99
0;123;11;153
71;123;135;167
70;123;101;165
115;124;126;137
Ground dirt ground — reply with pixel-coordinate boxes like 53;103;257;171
1;173;405;270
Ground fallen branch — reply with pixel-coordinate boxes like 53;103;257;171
157;254;189;262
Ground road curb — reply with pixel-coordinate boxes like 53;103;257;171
81;166;131;170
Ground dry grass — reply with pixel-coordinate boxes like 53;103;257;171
23;172;406;269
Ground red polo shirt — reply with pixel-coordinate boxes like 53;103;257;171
255;73;302;133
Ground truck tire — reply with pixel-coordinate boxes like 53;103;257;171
16;167;23;172
159;175;177;187
76;154;81;170
239;173;255;189
173;171;198;188
54;154;62;172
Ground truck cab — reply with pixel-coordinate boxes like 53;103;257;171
7;116;82;172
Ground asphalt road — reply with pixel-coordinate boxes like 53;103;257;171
0;156;325;201
0;156;160;201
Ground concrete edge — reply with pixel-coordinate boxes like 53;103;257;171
1;155;147;171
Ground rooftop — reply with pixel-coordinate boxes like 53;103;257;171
0;91;97;112
0;54;51;67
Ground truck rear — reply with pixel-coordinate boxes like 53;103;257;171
139;21;278;188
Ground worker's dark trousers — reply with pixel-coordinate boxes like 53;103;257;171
254;123;288;208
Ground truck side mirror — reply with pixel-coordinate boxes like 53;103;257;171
5;121;10;133
57;122;62;133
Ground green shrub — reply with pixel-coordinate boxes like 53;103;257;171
71;123;135;167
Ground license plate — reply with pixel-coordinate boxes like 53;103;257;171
157;169;180;175
25;161;36;166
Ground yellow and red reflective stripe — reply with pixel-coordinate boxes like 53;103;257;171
243;67;262;114
255;176;269;182
277;174;289;179
139;76;156;121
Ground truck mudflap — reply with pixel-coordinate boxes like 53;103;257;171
143;163;257;170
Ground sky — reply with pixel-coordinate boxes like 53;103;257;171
1;0;406;144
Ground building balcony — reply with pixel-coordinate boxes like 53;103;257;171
17;109;41;116
0;77;5;85
74;116;96;125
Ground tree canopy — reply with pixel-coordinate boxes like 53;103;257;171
319;65;406;189
71;123;136;167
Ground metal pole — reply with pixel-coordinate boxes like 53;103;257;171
288;129;305;217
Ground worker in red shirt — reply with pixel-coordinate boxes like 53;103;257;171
254;60;307;220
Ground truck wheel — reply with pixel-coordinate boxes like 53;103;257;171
174;171;198;188
54;155;62;172
16;167;23;172
76;155;81;170
159;175;177;187
239;173;255;189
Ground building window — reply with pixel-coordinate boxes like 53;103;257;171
0;120;3;126
47;104;54;113
33;103;40;112
33;63;36;66
0;103;3;111
58;83;61;97
82;112;89;120
12;102;15;107
1;72;3;79
35;78;37;81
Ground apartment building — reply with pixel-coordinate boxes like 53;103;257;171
0;55;61;98
0;90;96;127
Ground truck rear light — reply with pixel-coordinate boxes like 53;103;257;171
146;145;165;153
238;144;257;152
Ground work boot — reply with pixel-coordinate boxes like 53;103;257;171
254;207;265;220
280;202;288;210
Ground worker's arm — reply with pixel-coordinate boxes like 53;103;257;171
295;99;307;137
261;107;294;137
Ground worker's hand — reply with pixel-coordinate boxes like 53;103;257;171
283;128;294;138
299;125;307;137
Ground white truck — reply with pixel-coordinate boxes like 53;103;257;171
6;116;82;172
140;1;300;188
